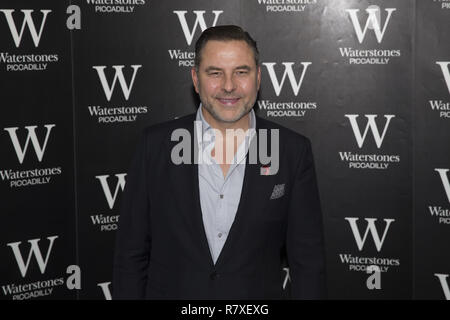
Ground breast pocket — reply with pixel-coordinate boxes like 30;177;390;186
263;197;288;222
262;182;289;220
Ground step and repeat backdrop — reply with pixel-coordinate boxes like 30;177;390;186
0;0;449;300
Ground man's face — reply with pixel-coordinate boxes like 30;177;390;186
191;40;261;124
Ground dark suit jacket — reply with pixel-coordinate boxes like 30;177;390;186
113;112;326;299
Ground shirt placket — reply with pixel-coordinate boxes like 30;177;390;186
209;137;227;260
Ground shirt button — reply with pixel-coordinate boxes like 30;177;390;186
218;233;222;238
219;194;224;199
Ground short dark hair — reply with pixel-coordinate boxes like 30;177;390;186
194;25;259;70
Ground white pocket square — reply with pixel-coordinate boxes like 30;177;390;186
270;183;285;200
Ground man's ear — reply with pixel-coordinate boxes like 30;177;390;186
191;67;199;94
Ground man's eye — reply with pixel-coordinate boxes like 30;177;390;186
209;72;221;76
236;71;248;75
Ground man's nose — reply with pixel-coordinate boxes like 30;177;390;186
222;74;236;92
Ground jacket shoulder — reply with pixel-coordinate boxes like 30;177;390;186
142;113;196;140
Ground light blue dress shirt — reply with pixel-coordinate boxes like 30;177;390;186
196;105;256;264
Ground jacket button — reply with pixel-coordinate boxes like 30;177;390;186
210;272;219;280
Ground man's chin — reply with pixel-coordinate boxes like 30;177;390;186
217;117;242;124
214;111;247;124
203;103;250;124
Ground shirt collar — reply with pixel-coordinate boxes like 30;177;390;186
195;104;256;139
195;104;257;166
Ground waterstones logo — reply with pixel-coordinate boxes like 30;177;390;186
345;217;394;252
168;49;196;68
0;9;50;47
436;62;450;95
90;214;120;232
2;125;62;188
0;167;62;188
91;174;126;232
2;236;65;300
429;62;450;119
256;0;318;13
339;114;400;170
88;105;148;123
86;0;147;14
339;254;400;273
258;62;317;118
433;0;450;10
98;282;112;300
96;173;126;209
4;125;54;164
90;65;149;124
8;235;58;278
429;100;450;119
0;9;59;71
435;274;450;300
2;278;65;300
428;169;450;225
175;10;223;46
339;218;400;273
340;6;401;65
169;10;223;67
94;65;141;101
0;52;58;71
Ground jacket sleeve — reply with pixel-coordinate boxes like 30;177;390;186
112;131;151;299
286;137;327;299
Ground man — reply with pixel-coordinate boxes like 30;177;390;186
113;25;326;299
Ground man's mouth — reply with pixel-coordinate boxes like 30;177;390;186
217;97;240;105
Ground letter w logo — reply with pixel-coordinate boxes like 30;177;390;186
435;169;450;204
434;274;450;300
345;114;395;149
345;218;395;252
173;10;223;46
97;282;112;300
7;236;58;278
93;65;142;102
95;174;127;210
263;62;311;97
346;6;396;44
4;124;55;164
436;62;450;95
0;9;51;47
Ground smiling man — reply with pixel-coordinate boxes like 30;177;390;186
191;30;261;178
192;37;259;127
113;25;326;300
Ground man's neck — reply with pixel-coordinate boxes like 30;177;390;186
201;107;250;136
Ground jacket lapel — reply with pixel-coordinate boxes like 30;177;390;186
165;115;215;268
214;117;276;268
